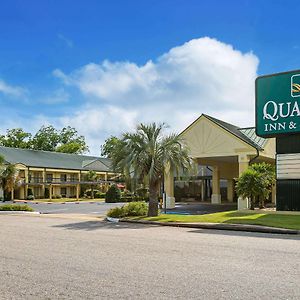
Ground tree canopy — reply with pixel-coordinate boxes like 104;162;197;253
101;136;125;159
0;125;88;154
110;123;191;216
236;162;275;209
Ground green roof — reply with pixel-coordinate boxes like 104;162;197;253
0;146;112;172
203;114;268;150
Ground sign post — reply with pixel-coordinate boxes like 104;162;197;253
256;70;300;211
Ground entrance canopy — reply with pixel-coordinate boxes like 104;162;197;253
165;114;275;204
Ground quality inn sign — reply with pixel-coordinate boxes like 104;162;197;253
256;70;300;137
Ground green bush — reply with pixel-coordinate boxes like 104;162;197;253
0;204;34;211
94;191;106;199
52;194;62;199
27;195;35;200
107;201;148;218
105;185;121;203
121;196;134;202
107;206;125;218
123;201;148;216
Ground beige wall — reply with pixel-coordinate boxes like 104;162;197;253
164;115;276;203
13;166;113;200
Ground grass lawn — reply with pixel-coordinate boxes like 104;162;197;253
129;211;300;230
25;198;105;203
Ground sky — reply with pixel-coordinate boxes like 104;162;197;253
1;0;300;155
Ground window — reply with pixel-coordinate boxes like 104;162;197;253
70;174;77;182
60;174;67;182
46;174;53;183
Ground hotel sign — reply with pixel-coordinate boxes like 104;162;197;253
256;70;300;137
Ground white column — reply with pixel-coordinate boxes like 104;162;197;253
211;166;221;204
201;166;205;201
238;154;250;176
238;155;250;210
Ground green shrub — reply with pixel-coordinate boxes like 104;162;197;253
27;195;35;200
107;206;125;218
121;196;134;202
105;185;121;203
123;201;148;216
52;194;62;199
0;204;34;211
107;202;148;218
94;191;106;199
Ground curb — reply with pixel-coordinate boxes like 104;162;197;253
117;219;299;235
13;200;103;204
0;211;40;215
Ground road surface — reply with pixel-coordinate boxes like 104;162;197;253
0;214;299;299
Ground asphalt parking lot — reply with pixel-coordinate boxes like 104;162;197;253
1;214;299;299
5;201;125;215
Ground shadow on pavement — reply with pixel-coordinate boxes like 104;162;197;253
187;228;300;240
52;220;155;231
168;202;237;215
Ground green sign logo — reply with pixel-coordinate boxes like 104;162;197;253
256;70;300;137
291;74;300;97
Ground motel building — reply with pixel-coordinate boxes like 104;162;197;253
164;114;276;209
0;146;117;201
0;114;276;209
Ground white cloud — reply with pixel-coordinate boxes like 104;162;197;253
51;37;259;154
0;79;26;97
0;37;258;155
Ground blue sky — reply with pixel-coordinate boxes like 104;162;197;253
0;0;300;154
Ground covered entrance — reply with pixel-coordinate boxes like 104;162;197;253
165;114;276;208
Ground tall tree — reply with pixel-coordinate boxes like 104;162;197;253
101;136;124;158
31;125;89;154
0;128;32;149
57;126;88;154
113;123;191;216
31;125;60;151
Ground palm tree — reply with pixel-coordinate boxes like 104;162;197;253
85;170;98;199
113;123;191;216
0;163;21;201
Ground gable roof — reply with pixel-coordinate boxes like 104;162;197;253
181;114;267;151
0;146;112;172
